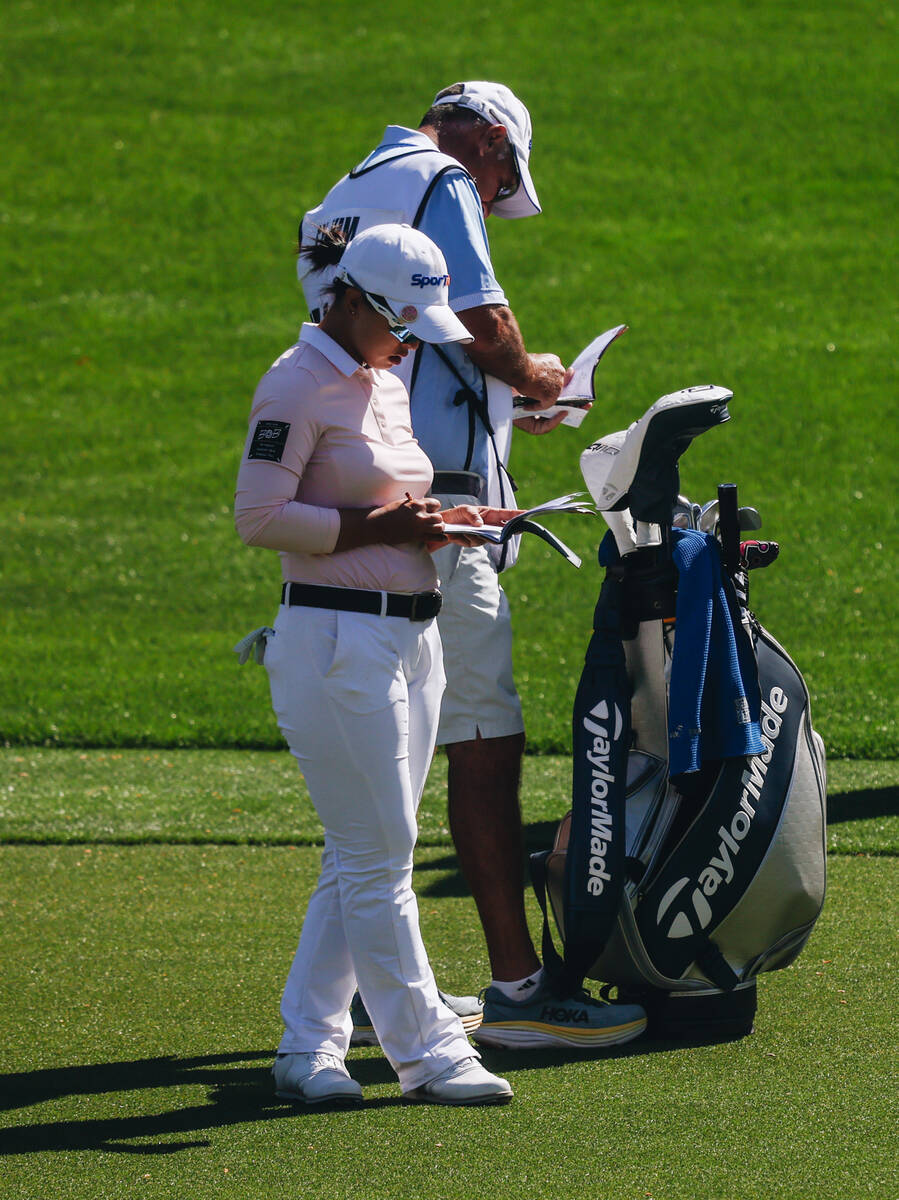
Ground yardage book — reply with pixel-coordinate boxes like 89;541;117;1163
513;324;628;428
442;493;595;568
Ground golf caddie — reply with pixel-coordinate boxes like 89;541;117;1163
298;81;647;1049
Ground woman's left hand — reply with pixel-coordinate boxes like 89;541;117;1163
476;506;524;526
430;505;525;549
428;504;484;548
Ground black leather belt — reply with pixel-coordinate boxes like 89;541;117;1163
280;582;442;622
430;470;485;497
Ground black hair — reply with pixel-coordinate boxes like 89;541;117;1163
419;83;490;132
298;221;349;271
297;222;352;306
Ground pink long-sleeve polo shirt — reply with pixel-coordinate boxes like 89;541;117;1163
234;324;437;593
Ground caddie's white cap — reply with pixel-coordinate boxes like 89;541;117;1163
336;224;473;345
432;81;541;219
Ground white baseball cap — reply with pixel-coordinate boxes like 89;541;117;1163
335;224;473;345
431;81;541;219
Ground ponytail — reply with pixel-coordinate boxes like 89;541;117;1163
297;222;350;271
297;222;353;314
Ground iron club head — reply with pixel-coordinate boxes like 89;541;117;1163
698;499;719;533
738;506;762;531
673;495;694;529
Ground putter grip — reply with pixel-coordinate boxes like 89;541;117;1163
718;483;741;576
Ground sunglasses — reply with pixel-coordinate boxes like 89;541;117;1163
341;270;418;343
493;138;521;204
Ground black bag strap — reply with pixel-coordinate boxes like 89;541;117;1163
553;566;632;992
529;849;568;984
695;940;741;991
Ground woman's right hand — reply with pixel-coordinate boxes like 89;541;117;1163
335;496;446;551
373;495;447;545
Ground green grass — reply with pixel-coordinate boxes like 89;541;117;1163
1;749;897;855
1;846;895;1199
2;6;896;1190
1;0;897;755
0;741;895;1197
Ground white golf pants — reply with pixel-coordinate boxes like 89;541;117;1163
264;602;474;1090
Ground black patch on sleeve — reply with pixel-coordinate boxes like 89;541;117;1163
248;420;290;462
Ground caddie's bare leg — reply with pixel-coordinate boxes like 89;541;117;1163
446;731;540;982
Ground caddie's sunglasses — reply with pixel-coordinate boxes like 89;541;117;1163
493;138;521;203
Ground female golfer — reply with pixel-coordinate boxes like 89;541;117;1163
234;224;513;1107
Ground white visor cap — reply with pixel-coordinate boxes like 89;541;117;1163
432;81;541;219
336;224;473;344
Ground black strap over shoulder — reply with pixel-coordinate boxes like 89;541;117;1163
407;163;505;506
431;343;492;467
412;164;461;227
348;147;438;179
427;342;519;566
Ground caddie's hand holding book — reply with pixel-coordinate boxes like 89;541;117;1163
442;493;595;568
512;324;627;428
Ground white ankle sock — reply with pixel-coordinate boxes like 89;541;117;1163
491;969;544;1000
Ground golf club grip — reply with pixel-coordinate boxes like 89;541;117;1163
718;483;741;576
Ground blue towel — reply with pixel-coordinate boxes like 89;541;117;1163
668;529;764;774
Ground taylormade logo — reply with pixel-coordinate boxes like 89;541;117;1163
582;700;624;896
655;686;789;940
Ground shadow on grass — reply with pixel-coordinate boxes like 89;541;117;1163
827;785;899;824
414;852;468;897
417;791;899;900
474;1029;737;1078
0;1038;691;1157
0;1051;405;1155
414;822;560;898
0;1034;742;1155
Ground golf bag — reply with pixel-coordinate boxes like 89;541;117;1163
531;386;827;1040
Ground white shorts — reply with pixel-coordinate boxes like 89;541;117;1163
430;532;524;746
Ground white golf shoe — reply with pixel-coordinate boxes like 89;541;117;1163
273;1052;363;1106
404;1056;513;1106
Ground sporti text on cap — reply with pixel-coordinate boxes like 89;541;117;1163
335;224;473;346
431;81;540;220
